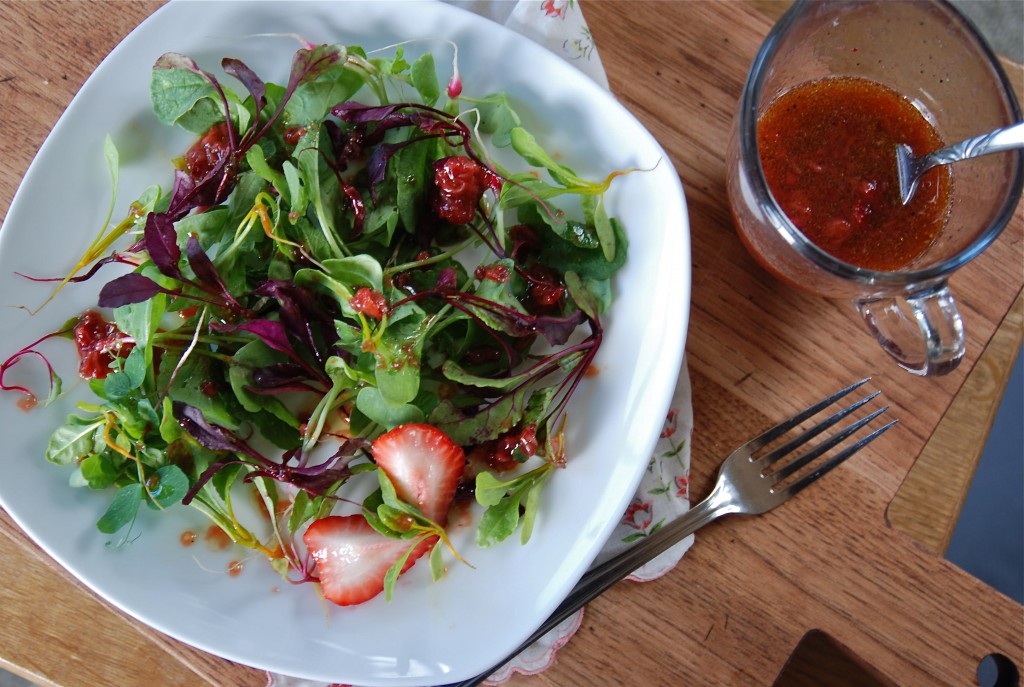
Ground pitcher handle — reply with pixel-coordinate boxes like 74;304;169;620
855;283;965;376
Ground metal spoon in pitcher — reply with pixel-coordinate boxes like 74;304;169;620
896;121;1024;204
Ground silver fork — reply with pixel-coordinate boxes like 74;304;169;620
895;120;1024;204
443;378;897;687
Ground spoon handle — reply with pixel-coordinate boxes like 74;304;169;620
925;120;1024;170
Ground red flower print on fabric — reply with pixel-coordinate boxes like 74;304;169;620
622;498;654;530
675;474;690;499
542;0;570;19
661;407;679;438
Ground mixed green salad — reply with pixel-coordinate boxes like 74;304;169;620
1;37;629;604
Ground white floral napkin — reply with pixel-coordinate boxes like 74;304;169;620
268;2;693;685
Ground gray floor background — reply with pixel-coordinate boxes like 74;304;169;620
0;2;1020;687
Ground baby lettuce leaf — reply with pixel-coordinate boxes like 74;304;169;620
151;52;235;134
46;415;104;466
475;463;554;547
96;484;143;534
284;54;363;126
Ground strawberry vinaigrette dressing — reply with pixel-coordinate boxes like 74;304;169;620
758;76;951;271
203;524;233;551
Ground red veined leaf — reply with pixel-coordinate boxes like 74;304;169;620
250;362;313;389
222;57;266;115
282;44;343;104
252;280;334;363
212;319;298;361
172;401;246;453
184;234;224;289
97;273;170;308
143;212;183;280
185;235;240;308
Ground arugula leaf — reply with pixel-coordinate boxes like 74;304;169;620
383;535;433;602
516;201;629;281
97;484;143;534
100;135;120;238
320;256;384;292
509;126;582;188
245;145;289;202
174;206;229;253
430;386;529;446
294;126;344;258
441;351;584;392
564;270;604;319
373;311;427;406
475;463;554;546
394;136;434;233
582;192;617;262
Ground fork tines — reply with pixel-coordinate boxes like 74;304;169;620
754;378;898;495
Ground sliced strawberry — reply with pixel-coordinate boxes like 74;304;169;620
372;423;466;524
303;515;434;606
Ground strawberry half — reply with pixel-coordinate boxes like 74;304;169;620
372;423;466;524
303;515;435;606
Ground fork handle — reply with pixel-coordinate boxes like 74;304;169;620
922;120;1024;172
444;485;737;687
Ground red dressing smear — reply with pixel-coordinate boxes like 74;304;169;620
203;525;233;551
446;497;474;531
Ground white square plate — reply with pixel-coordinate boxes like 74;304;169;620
0;1;689;684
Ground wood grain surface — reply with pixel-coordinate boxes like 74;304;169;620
888;290;1023;556
0;2;1021;687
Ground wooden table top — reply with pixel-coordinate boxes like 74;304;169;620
1;2;1021;686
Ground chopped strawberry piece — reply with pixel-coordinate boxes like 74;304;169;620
282;125;308;146
431;156;488;225
467;424;539;473
182;121;236;205
474;263;510;283
350;287;388;320
303;515;434;607
372;423;466;524
184;121;232;183
73;310;135;380
523;264;566;312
